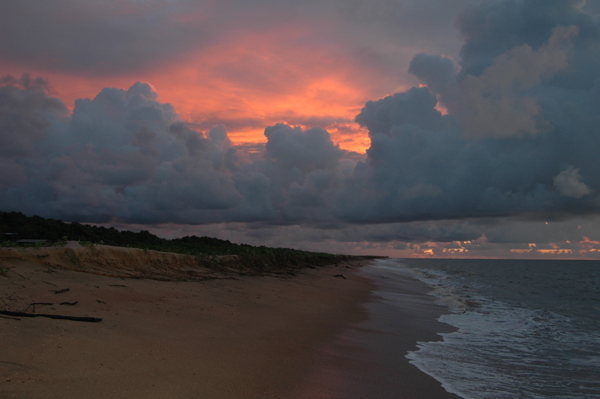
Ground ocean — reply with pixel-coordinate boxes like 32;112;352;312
365;258;600;399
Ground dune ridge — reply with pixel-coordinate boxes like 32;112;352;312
1;242;249;281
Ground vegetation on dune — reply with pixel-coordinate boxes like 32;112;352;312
0;211;366;273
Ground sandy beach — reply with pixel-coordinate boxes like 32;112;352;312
1;244;457;398
0;244;374;399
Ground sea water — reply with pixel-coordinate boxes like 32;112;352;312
370;258;600;399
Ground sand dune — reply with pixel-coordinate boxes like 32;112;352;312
1;242;241;281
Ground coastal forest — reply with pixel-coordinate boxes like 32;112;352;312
0;211;356;272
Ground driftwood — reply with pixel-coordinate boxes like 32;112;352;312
60;301;78;306
334;274;347;279
0;310;102;322
55;288;69;294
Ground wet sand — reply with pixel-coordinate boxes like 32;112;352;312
295;264;462;399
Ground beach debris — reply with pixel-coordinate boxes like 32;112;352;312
0;310;102;322
59;301;78;306
54;288;69;294
334;274;347;279
108;284;128;288
96;300;107;304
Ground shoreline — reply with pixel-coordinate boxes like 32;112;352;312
0;249;374;399
293;261;462;399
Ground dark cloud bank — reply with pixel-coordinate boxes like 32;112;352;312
2;0;600;248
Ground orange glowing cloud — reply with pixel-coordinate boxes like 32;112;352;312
1;22;411;154
582;236;600;245
144;29;400;152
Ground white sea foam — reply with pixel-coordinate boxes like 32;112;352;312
371;258;600;399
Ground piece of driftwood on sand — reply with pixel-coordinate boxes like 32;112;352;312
0;310;102;322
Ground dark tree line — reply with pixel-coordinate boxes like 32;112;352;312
0;211;165;247
0;211;357;272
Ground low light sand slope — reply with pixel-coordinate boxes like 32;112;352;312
0;242;236;281
0;244;372;399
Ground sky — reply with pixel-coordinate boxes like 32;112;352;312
2;0;600;259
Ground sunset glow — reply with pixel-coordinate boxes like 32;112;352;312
2;1;600;258
0;22;402;153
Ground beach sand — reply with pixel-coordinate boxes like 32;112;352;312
296;265;462;399
1;245;458;398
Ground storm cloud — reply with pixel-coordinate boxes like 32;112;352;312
0;78;241;223
345;0;600;223
0;77;355;226
2;0;600;255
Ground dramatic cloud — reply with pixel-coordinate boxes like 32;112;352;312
458;25;577;138
0;79;240;222
0;78;355;226
553;166;592;198
0;0;468;153
2;0;600;258
346;0;600;223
